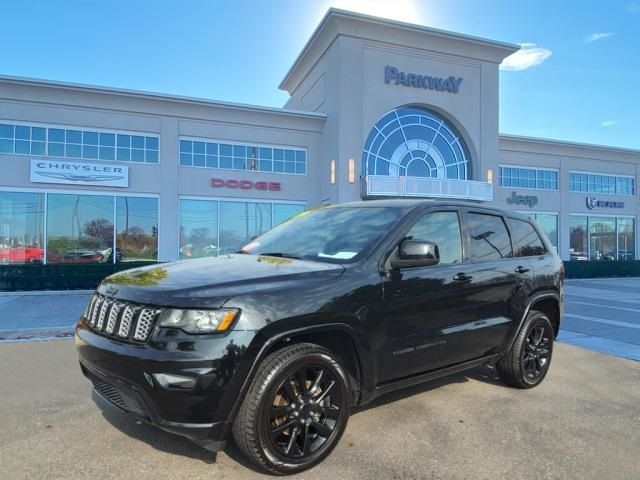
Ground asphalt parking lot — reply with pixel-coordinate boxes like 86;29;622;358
0;278;639;479
0;340;638;479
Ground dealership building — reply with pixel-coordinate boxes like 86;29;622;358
1;8;638;268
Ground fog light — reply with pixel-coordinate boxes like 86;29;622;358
153;373;197;390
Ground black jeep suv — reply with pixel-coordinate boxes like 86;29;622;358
76;200;563;474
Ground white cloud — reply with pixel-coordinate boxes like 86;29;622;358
500;43;552;71
601;120;618;128
586;32;615;43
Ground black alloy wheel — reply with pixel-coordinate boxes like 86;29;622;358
267;365;342;460
497;310;555;389
233;343;350;474
522;324;552;381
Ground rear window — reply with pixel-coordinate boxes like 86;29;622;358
467;212;513;261
510;218;546;257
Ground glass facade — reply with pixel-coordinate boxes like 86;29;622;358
179;199;305;259
0;122;159;163
570;215;635;261
0;192;45;264
362;107;468;179
569;172;635;196
520;212;558;251
500;166;558;190
116;197;159;262
1;191;158;264
179;139;307;174
46;194;115;264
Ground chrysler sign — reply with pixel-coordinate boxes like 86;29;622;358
384;65;463;94
30;160;129;187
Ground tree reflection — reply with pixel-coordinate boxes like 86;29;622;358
107;267;168;286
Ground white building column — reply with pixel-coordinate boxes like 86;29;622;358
157;117;179;261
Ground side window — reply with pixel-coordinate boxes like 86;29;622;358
510;218;546;257
467;212;513;261
407;211;462;264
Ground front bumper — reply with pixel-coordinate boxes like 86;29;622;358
76;319;256;451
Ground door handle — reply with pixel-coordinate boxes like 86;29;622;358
453;272;473;282
515;265;530;274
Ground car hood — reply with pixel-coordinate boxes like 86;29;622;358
97;254;345;308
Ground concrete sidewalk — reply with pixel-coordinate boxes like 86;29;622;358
0;291;91;341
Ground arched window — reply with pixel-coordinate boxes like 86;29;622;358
362;107;469;180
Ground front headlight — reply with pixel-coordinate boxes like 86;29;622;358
159;308;239;334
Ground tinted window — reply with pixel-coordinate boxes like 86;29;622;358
467;212;512;261
510;219;546;257
407;211;462;264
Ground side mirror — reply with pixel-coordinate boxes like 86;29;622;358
390;239;440;269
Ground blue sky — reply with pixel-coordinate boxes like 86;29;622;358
3;0;639;149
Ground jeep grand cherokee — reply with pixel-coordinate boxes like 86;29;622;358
76;200;563;474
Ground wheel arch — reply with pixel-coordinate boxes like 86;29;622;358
530;296;561;337
265;327;364;404
223;322;367;426
505;291;562;353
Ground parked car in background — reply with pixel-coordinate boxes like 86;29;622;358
77;200;564;474
0;245;44;264
100;247;124;263
57;249;103;263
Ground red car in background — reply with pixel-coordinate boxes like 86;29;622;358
0;246;104;264
0;246;44;264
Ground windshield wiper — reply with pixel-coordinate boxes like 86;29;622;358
257;252;303;260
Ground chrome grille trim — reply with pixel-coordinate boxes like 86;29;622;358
85;295;95;321
96;299;110;330
90;297;104;326
84;293;162;342
118;304;138;338
133;308;161;341
105;302;123;334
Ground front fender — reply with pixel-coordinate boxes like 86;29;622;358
502;290;562;353
213;318;368;429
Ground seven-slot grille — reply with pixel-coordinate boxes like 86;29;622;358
84;293;161;342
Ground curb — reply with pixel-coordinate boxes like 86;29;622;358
0;326;75;342
0;290;93;297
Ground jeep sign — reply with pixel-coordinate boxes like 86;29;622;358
506;191;538;208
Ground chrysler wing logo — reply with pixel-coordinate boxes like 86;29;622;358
586;197;598;210
35;171;125;183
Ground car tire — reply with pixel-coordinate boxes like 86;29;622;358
497;310;554;389
232;343;351;475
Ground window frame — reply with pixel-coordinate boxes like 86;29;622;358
0;119;160;164
378;206;469;272
498;164;559;191
401;208;466;267
568;170;636;196
506;216;548;258
178;136;308;176
462;208;514;263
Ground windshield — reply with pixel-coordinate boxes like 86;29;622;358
240;206;406;264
